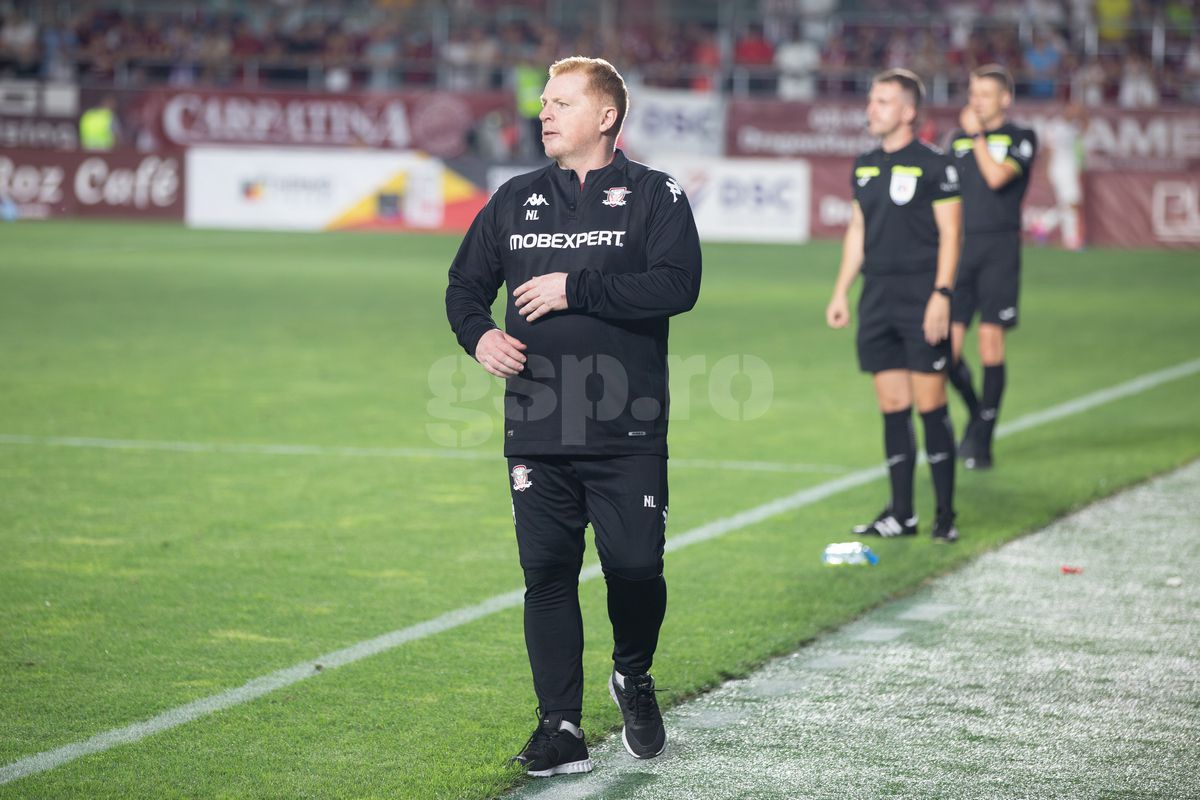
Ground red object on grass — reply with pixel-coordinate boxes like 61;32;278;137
1060;565;1084;574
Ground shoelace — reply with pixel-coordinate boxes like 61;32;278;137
622;679;663;724
509;708;553;766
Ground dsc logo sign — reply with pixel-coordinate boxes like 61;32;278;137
718;176;797;212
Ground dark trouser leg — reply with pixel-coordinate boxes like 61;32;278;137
510;456;587;722
577;455;668;678
605;568;667;677
522;562;585;722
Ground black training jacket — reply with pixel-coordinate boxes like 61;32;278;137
446;149;702;457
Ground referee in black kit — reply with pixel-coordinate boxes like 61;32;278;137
826;69;962;543
446;57;701;777
946;65;1037;470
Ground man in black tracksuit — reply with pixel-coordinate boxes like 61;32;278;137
946;64;1037;469
445;56;701;778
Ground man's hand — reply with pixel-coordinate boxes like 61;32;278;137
826;293;851;329
923;293;950;345
959;106;982;136
474;328;527;378
514;272;569;322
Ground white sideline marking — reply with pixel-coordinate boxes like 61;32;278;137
0;435;848;475
2;356;1199;786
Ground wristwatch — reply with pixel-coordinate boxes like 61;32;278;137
934;286;954;298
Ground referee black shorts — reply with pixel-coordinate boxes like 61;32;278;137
507;455;667;581
856;272;951;375
953;230;1021;329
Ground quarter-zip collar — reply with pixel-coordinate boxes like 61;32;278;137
551;149;628;220
551;149;627;192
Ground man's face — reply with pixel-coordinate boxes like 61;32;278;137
538;71;612;163
969;76;1010;127
866;80;912;138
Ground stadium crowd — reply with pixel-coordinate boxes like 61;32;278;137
0;0;1197;104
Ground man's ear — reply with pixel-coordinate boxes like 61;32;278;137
598;106;618;135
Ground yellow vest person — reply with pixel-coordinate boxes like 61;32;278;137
79;103;116;151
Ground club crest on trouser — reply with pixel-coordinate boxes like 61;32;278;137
889;168;919;206
511;464;533;492
602;187;631;207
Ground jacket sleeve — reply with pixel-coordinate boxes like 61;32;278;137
566;173;701;320
445;193;504;357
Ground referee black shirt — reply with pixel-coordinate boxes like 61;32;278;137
948;123;1037;234
446;149;702;457
852;140;961;276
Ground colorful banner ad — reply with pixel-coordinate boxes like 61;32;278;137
184;147;487;232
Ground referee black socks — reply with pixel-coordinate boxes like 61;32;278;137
921;404;956;518
883;408;916;520
978;363;1006;453
948;358;980;420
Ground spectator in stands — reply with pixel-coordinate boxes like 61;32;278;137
1097;0;1132;43
734;23;775;93
0;11;37;58
2;0;1195;106
820;31;852;94
735;23;774;67
365;26;400;91
323;29;354;92
775;24;820;101
79;94;120;150
1184;36;1200;103
1025;0;1066;29
0;10;40;78
1023;29;1062;99
442;24;499;91
687;24;721;92
1118;51;1159;107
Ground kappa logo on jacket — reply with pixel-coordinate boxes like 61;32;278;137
665;178;683;203
524;193;549;207
602;187;631;207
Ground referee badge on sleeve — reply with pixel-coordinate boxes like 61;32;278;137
889;165;921;206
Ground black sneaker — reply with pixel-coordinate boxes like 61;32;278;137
609;671;666;759
510;710;593;778
852;509;918;538
932;513;959;544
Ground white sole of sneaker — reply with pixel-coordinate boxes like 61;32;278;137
621;727;666;760
527;758;593;778
609;677;667;760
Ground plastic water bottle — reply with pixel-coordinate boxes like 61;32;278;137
822;541;879;566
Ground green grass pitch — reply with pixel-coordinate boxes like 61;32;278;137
1;220;1198;799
